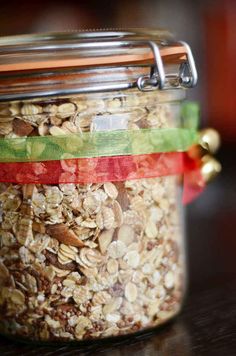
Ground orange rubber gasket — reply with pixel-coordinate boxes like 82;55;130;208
0;46;186;73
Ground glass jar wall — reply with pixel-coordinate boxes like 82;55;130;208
0;89;186;342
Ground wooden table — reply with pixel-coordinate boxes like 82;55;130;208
0;147;235;356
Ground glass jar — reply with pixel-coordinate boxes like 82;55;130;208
0;29;198;343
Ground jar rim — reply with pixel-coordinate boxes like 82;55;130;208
0;28;173;47
0;29;184;72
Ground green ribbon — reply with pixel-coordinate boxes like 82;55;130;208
182;101;200;130
0;127;198;163
0;101;200;163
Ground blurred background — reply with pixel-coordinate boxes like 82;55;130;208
0;0;235;299
0;0;235;142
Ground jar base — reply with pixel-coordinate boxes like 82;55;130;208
0;310;181;347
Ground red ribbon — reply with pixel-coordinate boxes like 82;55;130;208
0;152;204;204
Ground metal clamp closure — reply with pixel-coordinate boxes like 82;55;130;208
137;41;166;91
136;40;197;91
0;38;198;101
178;41;198;88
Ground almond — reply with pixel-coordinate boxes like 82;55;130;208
46;223;84;247
116;182;130;210
22;184;35;199
44;250;77;271
13;118;34;136
32;221;46;234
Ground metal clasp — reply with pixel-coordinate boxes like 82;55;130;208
178;41;198;88
137;41;166;91
0;38;198;102
136;40;198;92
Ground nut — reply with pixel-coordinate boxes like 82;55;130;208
46;224;84;247
12;118;34;136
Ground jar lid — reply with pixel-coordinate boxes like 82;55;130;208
0;29;197;101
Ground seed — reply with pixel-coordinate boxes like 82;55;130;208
44;104;58;115
16;218;33;246
75;316;92;338
81;220;97;228
73;286;91;304
107;259;119;274
1;231;16;247
124;282;138;302
124;251;140;268
9;103;20;115
164;271;175;289
145;220;158;238
79;247;103;267
49;126;66;136
92;291;112;305
102;207;115;230
113;201;123;227
83;195;101;215
45;315;61;329
117;225;135;246
0;262;9;280
57;103;76;119
108;241;126;259
0;117;13;123
98;229;114;254
60;244;78;255
103;182;118;199
130;195;146;212
21;103;42;115
142;263;152;274
62;121;78;133
103;297;122;315
50;116;62;126
0;122;13;135
38;121;49;136
11;289;25;305
45;186;63;206
105;313;120;323
51;284;57;294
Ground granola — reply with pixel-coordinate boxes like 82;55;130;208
0;90;185;342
